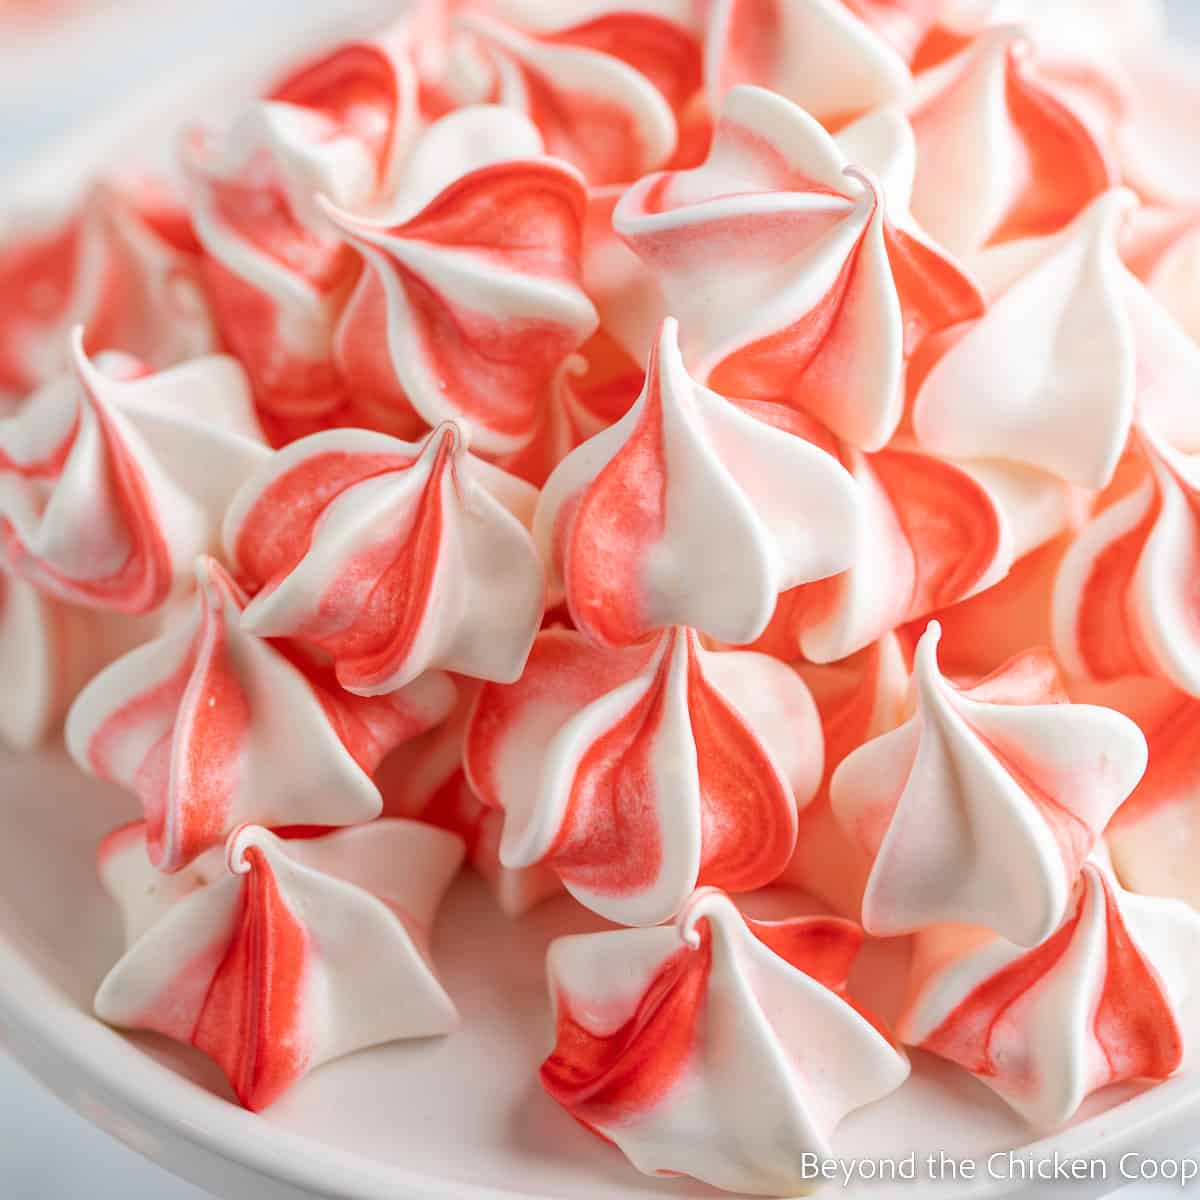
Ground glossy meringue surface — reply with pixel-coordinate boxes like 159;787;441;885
3;0;1200;1192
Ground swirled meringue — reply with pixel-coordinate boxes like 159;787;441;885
907;25;1117;258
0;333;268;613
377;678;560;916
704;0;915;125
1054;428;1200;698
831;621;1147;945
0;177;214;403
915;190;1200;489
615;86;983;451
1122;204;1200;349
535;318;862;648
464;625;821;926
182;19;420;422
1063;677;1200;912
447;3;704;185
95;821;463;1111
751;422;1019;664
223;421;544;693
0;564;146;750
541;887;908;1196
327;105;598;456
66;557;456;872
782;634;908;918
899;862;1200;1128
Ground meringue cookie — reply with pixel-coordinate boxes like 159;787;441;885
377;678;561;917
832;621;1147;945
782;634;909;918
1054;427;1200;698
464;625;821;926
752;426;1015;664
0;177;214;404
450;4;704;185
67;556;456;872
224;421;545;693
542;887;909;1196
535;317;862;647
615;86;983;451
704;0;915;126
1095;679;1200;911
327;105;598;456
915;189;1200;489
1122;204;1200;349
95;821;463;1111
182;19;420;420
0;564;148;750
908;25;1116;258
0;332;269;613
899;862;1200;1128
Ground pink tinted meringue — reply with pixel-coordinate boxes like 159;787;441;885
182;20;420;422
704;0;917;126
224;421;544;693
327;105;598;455
915;190;1200;489
899;862;1200;1128
0;177;214;404
1053;428;1200;698
750;418;1017;664
615;85;983;451
534;318;862;648
66;557;456;872
0;333;268;614
1094;679;1200;910
376;678;561;916
95;821;462;1111
782;634;909;918
907;25;1117;258
541;888;908;1196
832;622;1147;945
447;3;705;185
464;626;821;926
0;564;145;750
1122;204;1200;350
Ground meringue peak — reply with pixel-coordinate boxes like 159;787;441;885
832;621;1147;944
535;316;863;647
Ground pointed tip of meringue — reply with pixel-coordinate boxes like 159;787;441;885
426;418;471;460
226;824;277;876
677;887;734;948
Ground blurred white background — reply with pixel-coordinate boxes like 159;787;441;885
1;2;1199;1197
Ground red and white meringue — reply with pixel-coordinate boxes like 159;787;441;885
1122;204;1200;351
224;421;544;693
831;621;1147;945
376;677;561;916
704;0;916;126
0;333;268;614
181;19;420;422
752;428;1018;664
899;862;1200;1128
615;86;983;451
447;3;704;185
782;634;909;918
95;821;463;1111
541;887;909;1196
464;625;821;926
0;564;146;750
66;557;456;872
1054;426;1200;697
327;105;598;455
534;318;862;648
907;24;1117;258
0;177;214;404
915;190;1200;489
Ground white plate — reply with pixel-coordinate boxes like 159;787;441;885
5;10;1200;1199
